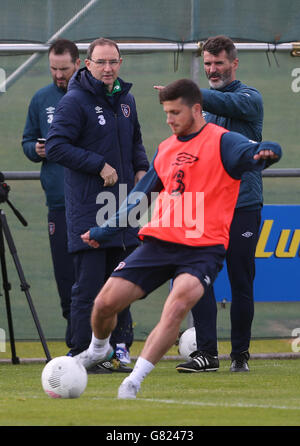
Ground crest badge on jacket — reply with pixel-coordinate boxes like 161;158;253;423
121;104;130;118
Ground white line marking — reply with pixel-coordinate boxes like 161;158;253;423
90;396;300;410
141;398;300;411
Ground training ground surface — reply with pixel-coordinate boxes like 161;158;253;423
0;340;300;429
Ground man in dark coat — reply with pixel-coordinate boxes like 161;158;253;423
46;38;149;372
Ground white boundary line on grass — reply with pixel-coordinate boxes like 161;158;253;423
141;398;300;411
91;396;300;411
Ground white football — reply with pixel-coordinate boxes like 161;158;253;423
41;356;88;399
178;327;197;360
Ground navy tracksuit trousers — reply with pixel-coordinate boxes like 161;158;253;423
192;207;261;358
69;246;135;356
48;209;74;348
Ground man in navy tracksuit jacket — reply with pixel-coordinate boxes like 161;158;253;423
22;39;80;349
177;36;265;373
46;38;149;371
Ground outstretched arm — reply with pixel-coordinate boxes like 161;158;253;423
81;156;163;247
220;131;282;179
201;86;263;122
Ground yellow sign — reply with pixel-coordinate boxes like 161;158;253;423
255;219;300;258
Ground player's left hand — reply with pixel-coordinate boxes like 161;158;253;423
253;150;279;160
81;231;100;248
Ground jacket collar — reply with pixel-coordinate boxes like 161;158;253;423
68;67;132;97
211;79;241;93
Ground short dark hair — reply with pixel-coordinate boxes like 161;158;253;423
203;35;237;61
87;37;121;60
48;39;79;63
159;78;203;107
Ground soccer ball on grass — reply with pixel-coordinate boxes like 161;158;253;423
41;356;88;399
178;327;197;360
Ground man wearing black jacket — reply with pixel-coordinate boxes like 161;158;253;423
46;38;149;371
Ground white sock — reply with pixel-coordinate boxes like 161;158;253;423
88;333;111;357
127;356;155;388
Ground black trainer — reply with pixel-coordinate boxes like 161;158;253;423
176;350;219;373
230;351;250;372
87;353;133;374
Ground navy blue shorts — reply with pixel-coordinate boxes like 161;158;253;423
111;237;226;297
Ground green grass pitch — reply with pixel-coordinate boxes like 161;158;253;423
0;340;300;427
